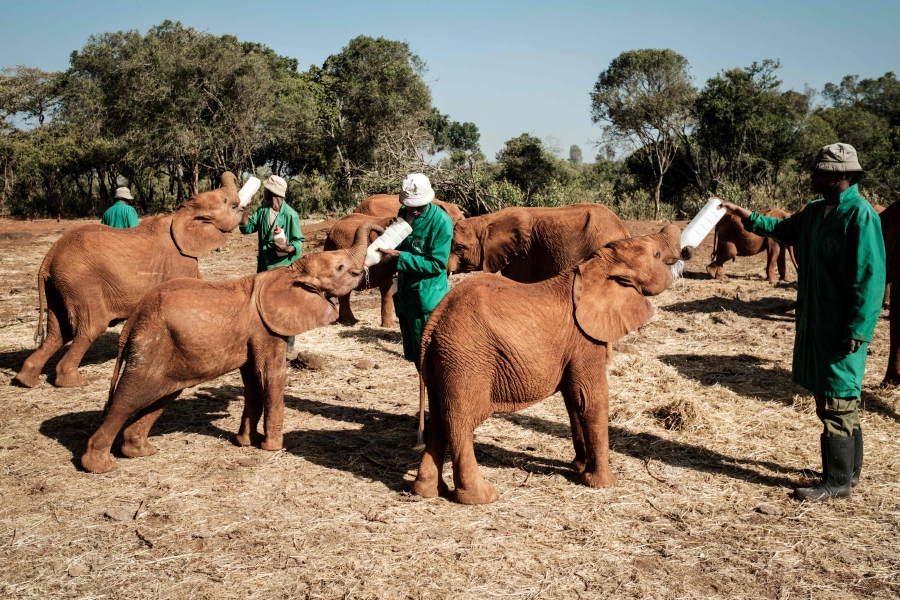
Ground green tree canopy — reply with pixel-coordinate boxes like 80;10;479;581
496;133;560;201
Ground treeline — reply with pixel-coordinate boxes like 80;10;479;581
1;25;897;220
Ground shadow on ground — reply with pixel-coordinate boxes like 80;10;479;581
500;412;798;488
663;296;796;322
1;330;121;384
337;326;404;359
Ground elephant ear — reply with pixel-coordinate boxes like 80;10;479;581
482;209;533;273
572;258;654;343
171;208;228;258
254;268;337;336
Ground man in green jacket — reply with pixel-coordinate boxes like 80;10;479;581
101;187;139;228
239;174;305;354
377;173;453;366
720;143;885;501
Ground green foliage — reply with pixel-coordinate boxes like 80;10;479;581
568;144;582;165
496;134;562;201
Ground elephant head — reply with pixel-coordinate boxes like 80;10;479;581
254;221;384;336
573;225;681;343
447;208;533;274
171;172;243;258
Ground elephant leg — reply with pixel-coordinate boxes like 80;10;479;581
121;391;181;458
82;374;159;473
260;358;287;451
706;242;734;280
566;358;616;488
883;280;900;385
54;317;107;388
448;411;498;505
235;363;264;447
13;301;70;388
765;242;781;282
884;283;891;309
777;244;788;281
337;293;358;325
411;389;450;498
563;388;588;474
378;277;397;328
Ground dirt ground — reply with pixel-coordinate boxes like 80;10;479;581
0;215;898;599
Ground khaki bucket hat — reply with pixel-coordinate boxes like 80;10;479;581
263;175;288;198
114;187;134;200
813;143;863;172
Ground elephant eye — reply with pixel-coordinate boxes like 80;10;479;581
337;264;344;272
654;250;661;259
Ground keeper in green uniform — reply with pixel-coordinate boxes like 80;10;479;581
100;187;139;228
720;143;885;501
377;173;453;366
239;174;305;354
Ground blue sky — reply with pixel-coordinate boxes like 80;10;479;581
1;0;898;159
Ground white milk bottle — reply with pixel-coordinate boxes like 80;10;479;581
681;197;727;249
238;176;261;208
364;220;414;267
273;225;289;257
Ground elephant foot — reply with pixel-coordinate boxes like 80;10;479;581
411;475;450;498
54;369;88;388
580;468;616;488
338;316;359;326
571;459;587;474
12;370;40;388
380;318;397;329
81;450;118;474
453;480;499;505
260;436;283;451
121;439;158;458
233;430;263;447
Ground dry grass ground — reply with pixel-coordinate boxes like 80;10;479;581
0;216;898;599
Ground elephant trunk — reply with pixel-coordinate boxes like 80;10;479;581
348;222;385;266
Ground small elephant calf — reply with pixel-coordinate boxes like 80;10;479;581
81;223;381;473
412;226;683;504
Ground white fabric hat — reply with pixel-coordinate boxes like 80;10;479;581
263;175;288;198
399;173;435;207
114;187;134;201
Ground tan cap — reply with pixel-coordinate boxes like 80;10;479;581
263;175;288;198
813;143;863;172
114;187;134;200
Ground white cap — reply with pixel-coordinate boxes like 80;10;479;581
399;173;435;207
263;175;287;198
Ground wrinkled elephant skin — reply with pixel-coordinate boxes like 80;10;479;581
412;225;682;504
14;173;244;388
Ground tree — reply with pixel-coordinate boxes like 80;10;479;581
591;49;694;219
313;36;433;192
496;133;559;201
568;144;583;165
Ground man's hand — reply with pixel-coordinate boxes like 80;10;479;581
274;243;294;254
717;201;753;220
842;338;863;354
379;248;400;260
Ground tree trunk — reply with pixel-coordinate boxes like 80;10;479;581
189;158;199;197
654;177;663;221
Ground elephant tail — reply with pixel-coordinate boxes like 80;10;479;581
416;371;426;448
33;271;47;347
106;321;133;414
789;244;799;274
709;225;719;263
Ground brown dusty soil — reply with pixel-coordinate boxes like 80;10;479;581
0;216;898;599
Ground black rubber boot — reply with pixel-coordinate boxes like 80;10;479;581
851;428;862;487
800;434;827;480
794;435;853;501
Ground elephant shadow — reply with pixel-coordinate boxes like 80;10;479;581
660;352;900;424
39;382;574;488
662;296;796;322
1;330;121;382
500;412;799;488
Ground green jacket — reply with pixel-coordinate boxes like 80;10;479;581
743;184;885;397
100;201;139;229
394;202;454;316
239;201;305;272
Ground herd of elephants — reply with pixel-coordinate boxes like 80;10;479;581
9;172;900;504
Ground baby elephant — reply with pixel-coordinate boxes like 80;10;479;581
81;222;382;474
412;225;682;504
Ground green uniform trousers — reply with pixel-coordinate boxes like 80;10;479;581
399;311;430;366
814;394;860;437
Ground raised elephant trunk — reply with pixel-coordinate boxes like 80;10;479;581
348;222;385;266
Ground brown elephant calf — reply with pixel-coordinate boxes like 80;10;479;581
412;225;683;504
707;208;797;281
81;223;381;474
